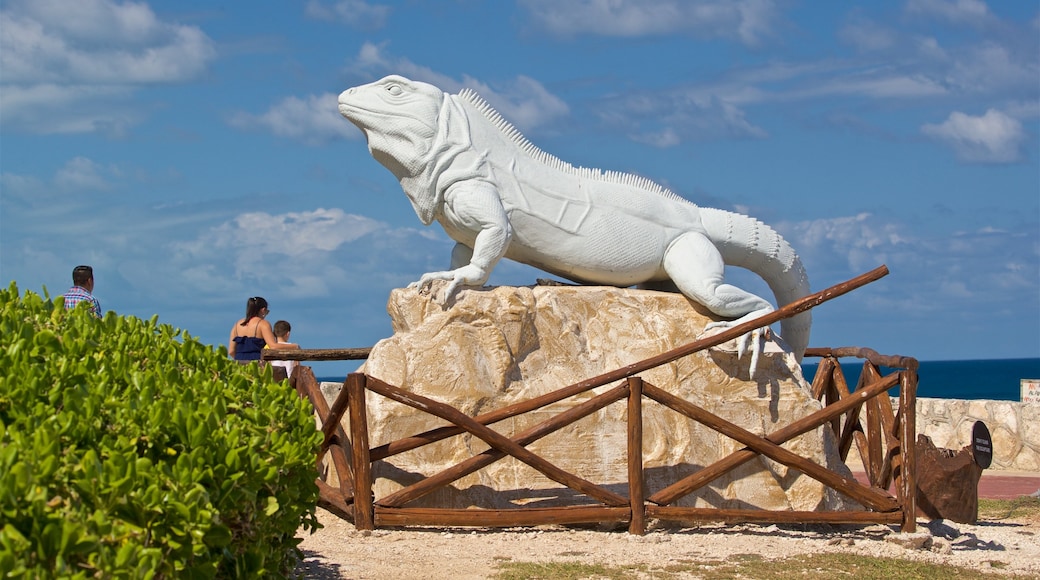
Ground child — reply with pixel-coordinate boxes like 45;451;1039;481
269;320;298;378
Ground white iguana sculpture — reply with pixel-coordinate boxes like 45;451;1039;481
338;75;811;373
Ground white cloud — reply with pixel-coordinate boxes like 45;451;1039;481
352;41;451;87
305;0;391;29
181;208;382;260
455;75;570;135
631;128;681;148
0;83;141;135
775;212;1038;318
3;156;121;203
1;0;215;84
229;93;361;145
784;213;908;275
947;43;1040;93
598;88;768;146
839;16;898;52
914;36;948;61
348;42;570;135
905;0;993;26
0;0;216;133
165;207;450;302
53;157;118;192
518;0;781;46
921;109;1026;163
787;70;948;100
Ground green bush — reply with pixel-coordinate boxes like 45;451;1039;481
0;283;322;578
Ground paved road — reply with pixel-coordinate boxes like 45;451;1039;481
977;472;1040;500
852;471;1039;500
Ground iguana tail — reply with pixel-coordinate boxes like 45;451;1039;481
699;207;811;361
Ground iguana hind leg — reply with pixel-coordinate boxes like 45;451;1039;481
662;231;775;377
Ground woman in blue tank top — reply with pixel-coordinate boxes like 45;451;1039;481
228;296;298;362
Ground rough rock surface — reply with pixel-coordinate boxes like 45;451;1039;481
352;282;856;512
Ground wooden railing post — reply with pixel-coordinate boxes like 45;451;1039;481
347;373;374;530
627;377;645;535
294;367;355;503
862;364;885;486
899;369;918;533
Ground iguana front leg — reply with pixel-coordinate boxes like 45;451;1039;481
410;180;511;303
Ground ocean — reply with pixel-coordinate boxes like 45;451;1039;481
318;358;1040;401
802;357;1040;402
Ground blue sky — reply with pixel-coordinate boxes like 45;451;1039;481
2;0;1037;377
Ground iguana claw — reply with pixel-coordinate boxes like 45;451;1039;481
704;313;774;379
410;264;490;304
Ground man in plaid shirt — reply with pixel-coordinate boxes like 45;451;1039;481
63;265;102;318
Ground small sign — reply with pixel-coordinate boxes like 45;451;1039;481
1023;379;1040;404
972;421;992;469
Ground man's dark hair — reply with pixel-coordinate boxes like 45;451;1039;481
72;265;93;286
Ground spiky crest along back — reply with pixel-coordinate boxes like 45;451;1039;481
456;88;695;207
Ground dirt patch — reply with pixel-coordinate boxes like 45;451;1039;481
295;508;1040;579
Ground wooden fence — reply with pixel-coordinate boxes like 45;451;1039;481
267;265;920;534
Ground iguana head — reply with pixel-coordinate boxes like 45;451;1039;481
338;75;444;179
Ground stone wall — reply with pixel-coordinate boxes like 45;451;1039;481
845;398;1039;473
913;398;1038;472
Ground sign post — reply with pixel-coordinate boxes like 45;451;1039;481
1022;379;1040;404
972;421;992;470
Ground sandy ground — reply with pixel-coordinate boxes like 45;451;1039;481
294;506;1040;579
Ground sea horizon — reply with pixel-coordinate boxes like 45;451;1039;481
317;356;1040;402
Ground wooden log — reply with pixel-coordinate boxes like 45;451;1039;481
627;377;646;535
803;346;918;371
810;356;835;401
295;367;354;500
261;347;372;362
899;369;918;533
826;362;844;435
830;361;852;419
644;381;899;512
852;430;870;474
321;377;351;449
376;383;629;508
364;377;629;507
368;381;613;462
862;364;885;487
647;506;903;525
835;371;865;463
347;373;375;530
374;505;630;528
874;365;900;491
369;266;890;462
648;372;902;509
271;364;288;383
316;479;354;522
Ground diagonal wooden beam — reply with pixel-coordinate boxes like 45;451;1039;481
645;375;900;512
294;366;354;500
377;383;629;508
365;377;629;507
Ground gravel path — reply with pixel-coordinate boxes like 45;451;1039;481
295;506;1040;579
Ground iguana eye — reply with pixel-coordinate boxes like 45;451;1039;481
386;84;403;96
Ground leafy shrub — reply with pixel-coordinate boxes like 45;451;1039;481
0;283;322;578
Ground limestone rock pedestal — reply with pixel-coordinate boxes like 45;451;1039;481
348;282;856;512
